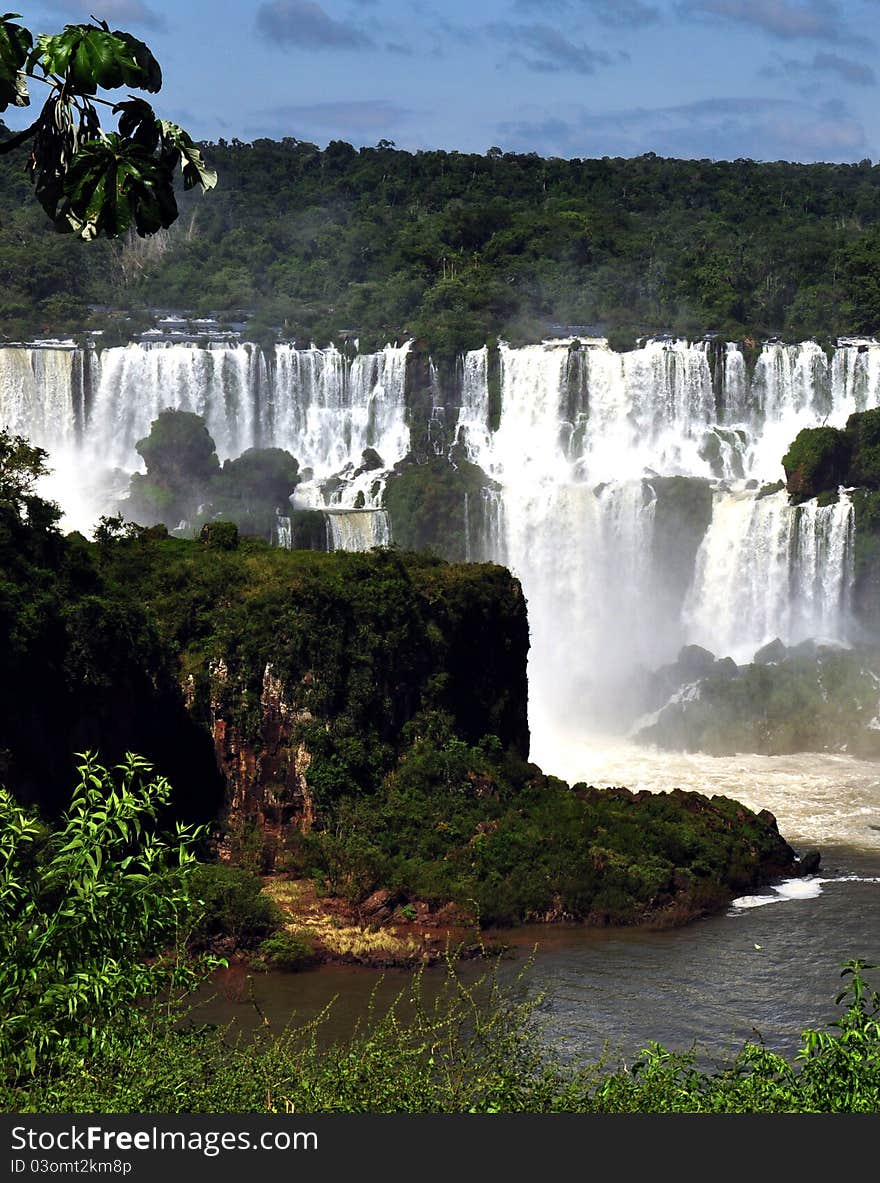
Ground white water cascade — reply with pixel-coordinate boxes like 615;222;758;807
455;337;873;750
0;340;411;537
2;333;874;748
684;488;855;660
325;508;392;552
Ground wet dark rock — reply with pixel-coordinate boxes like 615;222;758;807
797;849;822;876
754;637;787;665
359;889;402;922
356;447;384;474
713;656;739;679
790;638;818;659
677;644;717;677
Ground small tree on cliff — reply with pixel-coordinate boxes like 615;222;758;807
0;13;215;238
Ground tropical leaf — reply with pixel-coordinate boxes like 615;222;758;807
27;94;100;219
159;120;218;191
110;29;161;93
113;97;160;152
0;13;31;111
31;23;157;96
56;134;178;239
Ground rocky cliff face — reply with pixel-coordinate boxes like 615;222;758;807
127;541;530;850
2;519;530;834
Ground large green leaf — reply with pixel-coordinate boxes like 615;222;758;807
56;134;178;239
111;29;161;94
0;13;31;111
114;97;160;152
31;23;160;96
159;121;218;192
27;95;100;219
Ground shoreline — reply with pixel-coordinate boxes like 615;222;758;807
217;866;815;972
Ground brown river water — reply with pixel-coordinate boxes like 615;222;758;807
191;742;880;1067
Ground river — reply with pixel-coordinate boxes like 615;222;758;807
192;742;880;1069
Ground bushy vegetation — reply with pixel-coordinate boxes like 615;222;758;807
0;754;208;1078
0;428;224;817
782;408;880;502
4;944;878;1113
5;139;880;347
186;863;282;950
93;534;530;808
294;725;796;927
384;456;497;562
123;409;300;538
782;425;854;503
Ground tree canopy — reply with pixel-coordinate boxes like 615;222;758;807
0;13;215;239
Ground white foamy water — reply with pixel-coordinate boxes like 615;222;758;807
732;874;880;910
531;737;880;853
325;508;391;551
0;340;411;536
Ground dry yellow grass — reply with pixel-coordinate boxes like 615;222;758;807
261;878;425;963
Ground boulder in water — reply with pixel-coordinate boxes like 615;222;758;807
357;447;384;473
796;849;822;876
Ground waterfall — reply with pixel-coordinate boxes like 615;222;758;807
0;345;82;452
2;333;872;744
87;341;263;467
325;508;391;552
684;489;854;660
447;337;867;742
457;346;492;462
464;485;505;564
0;340;411;536
271;343;410;483
274;514;292;550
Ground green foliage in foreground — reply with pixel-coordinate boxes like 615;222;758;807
0;14;213;247
1;748;876;1113
0;753;208;1078
3;958;879;1114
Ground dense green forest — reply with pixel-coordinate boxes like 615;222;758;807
4;131;880;351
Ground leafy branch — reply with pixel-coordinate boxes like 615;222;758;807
0;752;217;1079
0;13;216;239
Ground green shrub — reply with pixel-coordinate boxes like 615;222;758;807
845;407;880;488
300;736;794;927
199;520;240;550
187;863;282;948
3;959;878;1113
257;929;318;971
782;425;851;501
0;753;208;1081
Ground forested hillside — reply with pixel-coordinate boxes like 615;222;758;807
4;131;880;350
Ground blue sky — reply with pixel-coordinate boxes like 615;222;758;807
12;1;880;161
